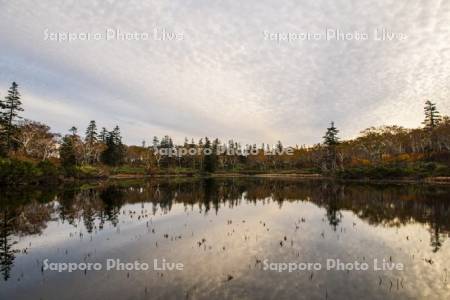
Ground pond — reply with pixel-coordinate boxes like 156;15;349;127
0;178;449;299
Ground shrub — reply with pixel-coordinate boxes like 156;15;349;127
111;166;146;175
37;160;59;178
433;165;450;176
337;166;412;180
75;165;107;179
0;158;40;184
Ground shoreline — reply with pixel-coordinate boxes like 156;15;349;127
108;172;325;179
3;172;450;187
107;172;450;185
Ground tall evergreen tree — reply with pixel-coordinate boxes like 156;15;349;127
2;82;23;153
160;135;171;149
0;93;5;122
323;122;339;146
152;136;160;149
203;137;217;173
276;141;283;152
100;126;125;166
99;127;108;143
69;126;78;137
111;125;122;145
84;120;98;163
423;100;442;151
0;96;5;156
322;122;340;172
423;100;441;130
60;135;77;171
85;120;97;144
101;133;116;166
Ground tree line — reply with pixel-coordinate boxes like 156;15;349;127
1;81;450;182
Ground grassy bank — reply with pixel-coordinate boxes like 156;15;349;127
2;158;450;186
0;158;107;185
336;162;450;180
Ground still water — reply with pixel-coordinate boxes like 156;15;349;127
0;178;449;299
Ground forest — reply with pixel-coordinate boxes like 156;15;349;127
1;81;450;184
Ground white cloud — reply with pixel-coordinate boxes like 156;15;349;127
0;0;449;145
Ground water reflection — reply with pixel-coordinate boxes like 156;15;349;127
0;178;449;298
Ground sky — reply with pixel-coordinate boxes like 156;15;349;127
0;0;449;146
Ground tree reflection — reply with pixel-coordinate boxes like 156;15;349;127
320;181;344;230
99;186;124;227
0;188;57;281
1;178;450;281
0;209;16;281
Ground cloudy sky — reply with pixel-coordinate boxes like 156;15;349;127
0;0;449;146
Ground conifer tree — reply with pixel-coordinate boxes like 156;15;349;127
0;95;5;155
69;126;78;137
276;141;283;152
112;125;122;145
100;126;125;166
60;135;77;171
323;122;339;146
152;136;159;149
99;127;108;143
203;137;216;172
85;120;97;144
423;100;441;130
84;120;98;163
322;122;340;172
423;100;442;151
2;82;23;152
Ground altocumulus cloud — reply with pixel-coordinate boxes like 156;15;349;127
0;0;449;145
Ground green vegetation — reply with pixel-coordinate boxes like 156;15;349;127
338;165;449;180
111;166;146;175
0;158;39;184
100;126;126;166
0;158;109;185
1;82;450;185
1;82;23;155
